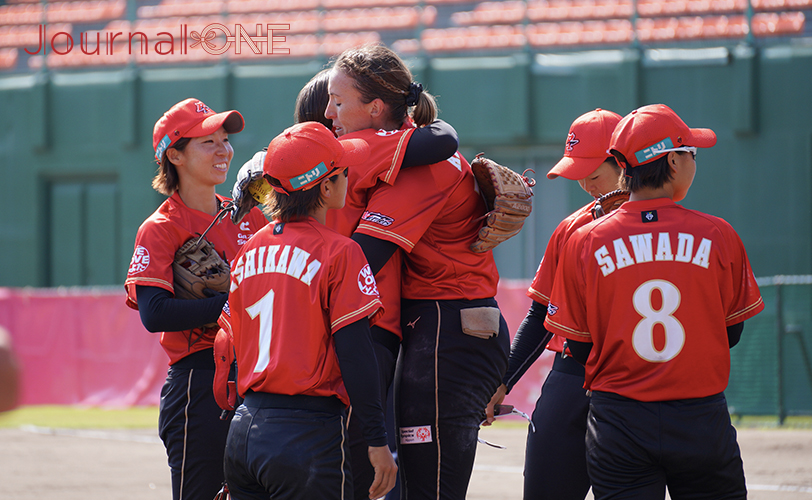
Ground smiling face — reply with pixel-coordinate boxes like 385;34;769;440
577;160;622;199
325;69;377;137
170;127;233;188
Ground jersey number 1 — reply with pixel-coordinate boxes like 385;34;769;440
246;289;275;373
632;279;685;363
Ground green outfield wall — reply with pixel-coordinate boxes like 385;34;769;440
0;44;811;287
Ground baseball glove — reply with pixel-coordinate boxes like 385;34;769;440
470;153;535;253
230;150;267;224
590;189;630;219
172;236;230;305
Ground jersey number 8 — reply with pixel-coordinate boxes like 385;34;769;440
631;279;685;363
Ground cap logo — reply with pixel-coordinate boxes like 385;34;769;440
291;161;329;190
155;134;172;160
566;132;580;152
194;101;212;114
635;137;674;164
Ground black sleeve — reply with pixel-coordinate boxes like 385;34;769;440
727;322;744;348
401;120;459;169
135;284;227;333
351;233;399;276
502;300;553;392
567;339;593;366
334;318;387;447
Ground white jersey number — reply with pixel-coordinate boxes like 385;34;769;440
246;289;275;373
631;280;685;363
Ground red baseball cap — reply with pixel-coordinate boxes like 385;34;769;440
609;104;717;168
263;121;370;194
152;98;245;163
547;108;622;180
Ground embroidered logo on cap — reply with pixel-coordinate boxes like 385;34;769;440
566;132;580;152
194;101;212;114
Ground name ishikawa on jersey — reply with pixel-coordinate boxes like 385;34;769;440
218;218;384;406
545;198;764;401
324;126;415;339
355;151;499;300
527;202;596;354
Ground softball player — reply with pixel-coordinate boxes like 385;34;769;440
125;98;268;500
485;108;623;500
218;121;396;500
545;104;764;499
326;45;510;500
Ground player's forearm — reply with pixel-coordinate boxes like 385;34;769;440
503;300;551;392
334;319;388;447
136;284;227;332
402;119;458;168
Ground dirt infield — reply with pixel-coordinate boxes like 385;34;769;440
2;424;811;499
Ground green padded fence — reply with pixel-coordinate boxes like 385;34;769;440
727;275;812;420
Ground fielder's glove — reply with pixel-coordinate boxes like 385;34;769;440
172;236;230;327
590;189;630;219
231;150;267;224
470;153;535;253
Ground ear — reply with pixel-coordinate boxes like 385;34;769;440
166;147;184;166
668;151;680;171
368;98;385;119
319;176;333;200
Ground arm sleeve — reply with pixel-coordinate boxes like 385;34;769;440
567;339;593;366
401;120;459;169
334;318;388;447
351;233;399;276
502;300;553;393
135;284;228;333
727;322;744;348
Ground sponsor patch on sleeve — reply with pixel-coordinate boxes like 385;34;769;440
361;210;394;227
128;246;150;274
357;264;379;296
400;425;433;444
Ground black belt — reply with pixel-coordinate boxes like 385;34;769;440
243;391;346;415
552;352;585;377
171;348;215;370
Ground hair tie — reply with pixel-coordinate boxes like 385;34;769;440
405;82;423;106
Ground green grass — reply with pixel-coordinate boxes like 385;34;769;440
0;405;159;429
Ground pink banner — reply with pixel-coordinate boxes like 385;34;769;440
0;282;553;410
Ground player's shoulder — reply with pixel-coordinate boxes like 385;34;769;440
344;127;412;142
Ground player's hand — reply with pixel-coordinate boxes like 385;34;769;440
230;150;265;224
367;444;397;499
483;383;508;426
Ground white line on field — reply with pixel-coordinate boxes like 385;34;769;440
20;425;162;444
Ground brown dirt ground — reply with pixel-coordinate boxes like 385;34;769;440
2;425;811;499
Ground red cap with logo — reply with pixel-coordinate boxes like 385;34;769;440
152;98;245;163
548;108;622;180
609;104;716;169
263;121;370;194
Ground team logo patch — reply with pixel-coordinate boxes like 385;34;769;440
400;425;432;444
547;303;558;316
128;246;150;274
361;211;394;227
642;210;658;223
565;132;580;152
273;223;285;235
358;264;378;296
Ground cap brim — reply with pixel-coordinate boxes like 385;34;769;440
183;110;245;138
687;128;717;148
547;155;607;180
336;137;370;167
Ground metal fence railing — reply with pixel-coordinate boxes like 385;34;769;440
727;275;812;421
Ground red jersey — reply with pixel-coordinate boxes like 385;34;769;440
125;192;268;364
356;151;499;300
528;202;595;354
325;126;415;338
545;198;764;401
218;218;384;406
